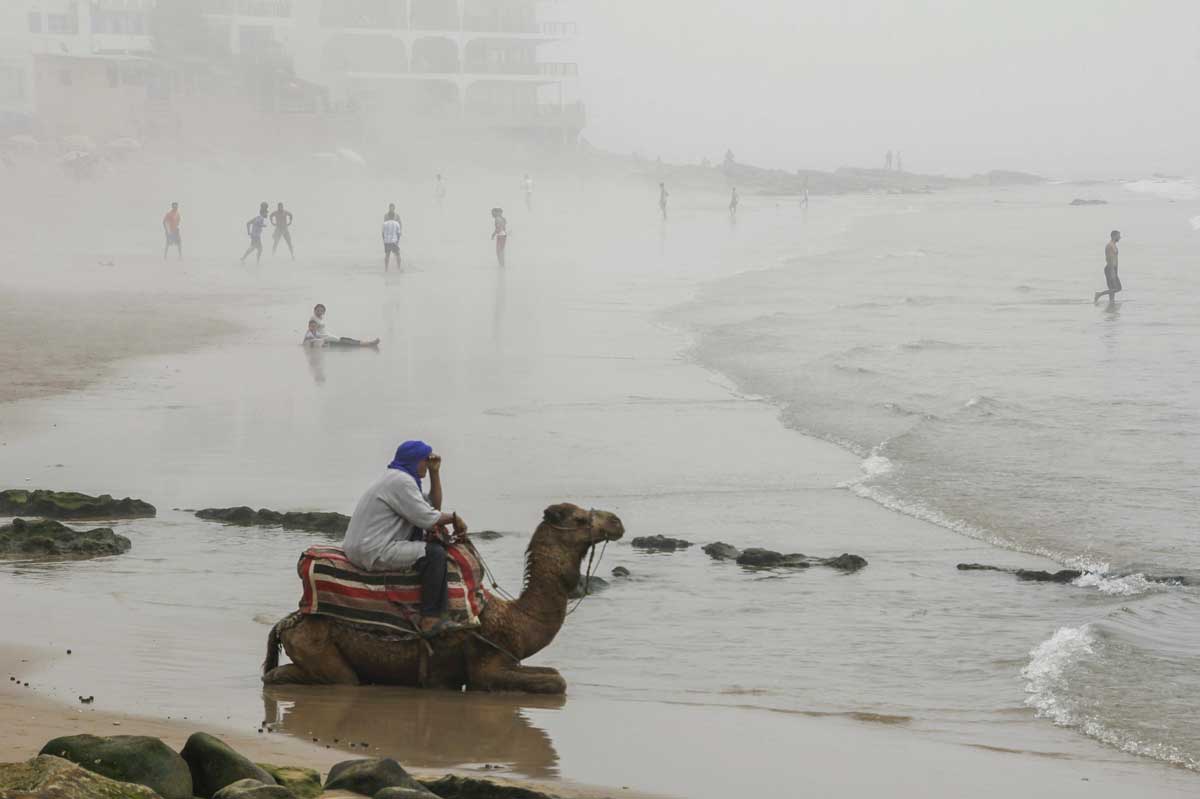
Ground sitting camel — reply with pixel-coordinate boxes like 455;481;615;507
262;503;624;694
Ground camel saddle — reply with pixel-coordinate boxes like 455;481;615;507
296;543;488;634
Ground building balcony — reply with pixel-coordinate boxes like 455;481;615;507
201;0;293;17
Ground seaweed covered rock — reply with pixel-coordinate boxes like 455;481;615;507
611;566;631;577
0;755;162;799
195;507;349;535
0;489;155;520
180;733;275;799
630;535;692;551
419;775;557;798
324;758;432;796
957;563;1082;584
567;574;609;599
702;542;741;560
39;735;191;799
822;553;869;572
211;779;292;799
0;518;131;559
735;548;809;568
256;764;320;799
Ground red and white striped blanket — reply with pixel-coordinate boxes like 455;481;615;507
296;543;489;633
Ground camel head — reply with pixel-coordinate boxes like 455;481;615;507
525;503;624;594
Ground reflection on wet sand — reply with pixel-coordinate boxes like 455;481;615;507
262;686;564;779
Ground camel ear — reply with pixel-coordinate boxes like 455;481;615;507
543;504;569;525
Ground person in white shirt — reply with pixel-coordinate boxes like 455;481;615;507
522;174;534;210
342;441;468;635
306;303;379;348
382;210;402;271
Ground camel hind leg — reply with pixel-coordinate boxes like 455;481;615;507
264;616;361;685
467;655;565;695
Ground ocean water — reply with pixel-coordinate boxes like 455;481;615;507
673;179;1200;770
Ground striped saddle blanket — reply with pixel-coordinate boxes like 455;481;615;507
296;543;488;633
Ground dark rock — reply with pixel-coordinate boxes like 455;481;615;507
736;548;809;568
181;732;276;799
0;489;155;519
257;764;320;799
39;734;192;799
212;778;293;799
0;518;131;559
375;789;437;799
195;507;349;535
630;535;692;551
0;755;162;799
567;574;609;599
611;566;631;577
1016;569;1083;584
702;542;741;560
473;530;506;540
1069;198;1108;206
956;563;1006;572
822;553;869;572
324;758;432;796
420;775;555;798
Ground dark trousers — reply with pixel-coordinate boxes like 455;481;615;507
416;540;449;617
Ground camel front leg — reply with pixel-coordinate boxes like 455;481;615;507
468;656;566;695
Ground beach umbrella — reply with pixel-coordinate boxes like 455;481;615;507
61;134;95;151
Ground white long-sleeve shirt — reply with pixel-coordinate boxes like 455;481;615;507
343;470;443;571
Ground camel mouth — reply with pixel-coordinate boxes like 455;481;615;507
598;513;625;542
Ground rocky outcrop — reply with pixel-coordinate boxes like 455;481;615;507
180;733;276;799
735;549;868;572
702;542;741;560
257;764;320;799
0;489;155;519
630;535;692;551
957;563;1082;583
473;530;506;540
0;518;131;558
611;566;631;577
1069;198;1108;206
195;507;349;535
211;779;292;799
0;755;162;799
324;758;433;796
39;735;191;799
420;775;556;798
567;574;609;599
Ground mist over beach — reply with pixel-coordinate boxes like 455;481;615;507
1;3;1200;799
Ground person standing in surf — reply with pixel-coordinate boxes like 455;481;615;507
162;202;182;261
241;202;269;265
491;207;508;267
382;212;402;271
270;202;295;260
659;182;669;221
1094;230;1122;304
729;187;739;219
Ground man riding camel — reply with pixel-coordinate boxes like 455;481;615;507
342;441;468;636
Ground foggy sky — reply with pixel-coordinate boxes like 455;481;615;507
572;1;1200;178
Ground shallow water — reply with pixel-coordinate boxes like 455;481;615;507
1;179;1198;794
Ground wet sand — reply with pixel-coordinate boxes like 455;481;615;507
2;178;1199;797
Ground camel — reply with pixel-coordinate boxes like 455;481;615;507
262;502;624;694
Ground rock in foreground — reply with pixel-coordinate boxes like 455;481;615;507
0;755;161;799
0;489;155;519
195;507;349;535
630;535;692;551
325;758;433;796
421;774;557;798
257;764;320;799
181;732;276;799
0;518;131;559
39;734;191;799
212;778;292;799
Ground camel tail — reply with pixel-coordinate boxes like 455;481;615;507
263;620;283;675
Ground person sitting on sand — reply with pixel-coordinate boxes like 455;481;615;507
343;441;469;636
308;304;379;348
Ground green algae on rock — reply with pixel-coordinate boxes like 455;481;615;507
0;755;163;799
257;764;321;799
39;735;191;799
0;489;155;519
0;518;131;558
180;733;276;799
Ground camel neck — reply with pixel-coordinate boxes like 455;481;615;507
510;535;574;659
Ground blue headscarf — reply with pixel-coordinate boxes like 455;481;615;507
388;440;432;488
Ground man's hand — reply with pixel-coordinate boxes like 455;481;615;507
428;454;442;474
452;514;468;537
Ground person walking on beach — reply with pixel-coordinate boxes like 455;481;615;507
241;202;269;265
729;187;740;219
659;182;669;220
162;202;182;261
270;202;295;259
885;150;893;171
382;211;402;271
491;207;508;267
522;173;534;211
1094;230;1123;304
435;174;447;207
342;441;468;636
